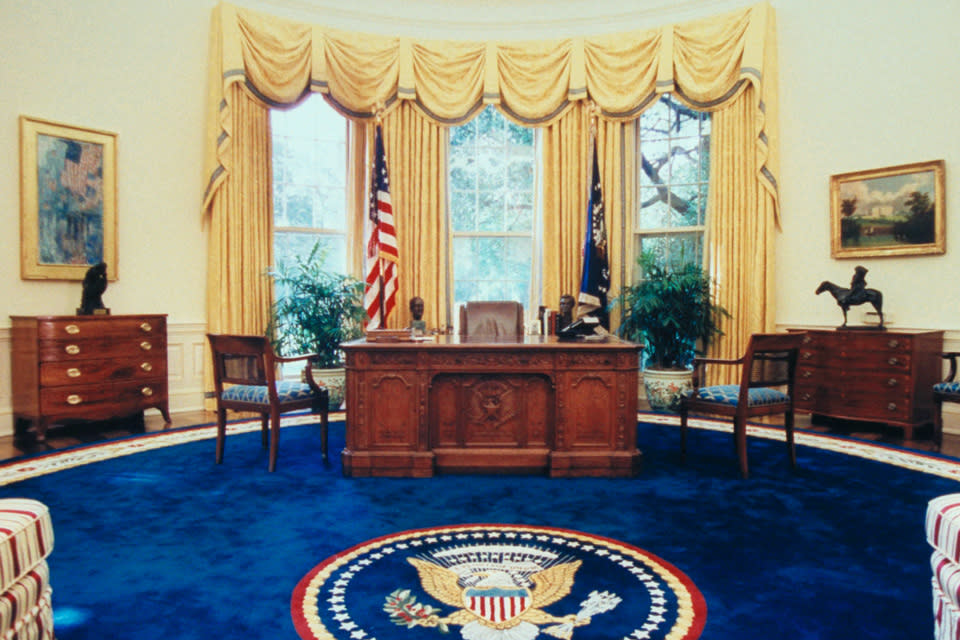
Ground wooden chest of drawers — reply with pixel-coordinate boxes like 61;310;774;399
792;329;943;439
10;314;171;440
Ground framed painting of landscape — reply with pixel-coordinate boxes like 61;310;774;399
20;115;117;280
830;159;945;258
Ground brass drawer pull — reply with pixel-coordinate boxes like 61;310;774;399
887;402;897;412
801;393;812;401
887;339;900;349
67;367;82;378
140;362;153;372
141;387;154;397
67;394;82;405
65;324;80;335
888;357;900;366
65;344;80;355
140;341;153;351
802;351;813;360
140;322;153;333
802;335;812;344
802;370;812;378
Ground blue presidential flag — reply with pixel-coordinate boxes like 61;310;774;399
577;141;610;329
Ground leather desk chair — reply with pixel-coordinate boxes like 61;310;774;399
459;301;525;337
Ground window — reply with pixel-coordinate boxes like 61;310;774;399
448;107;539;316
634;96;710;276
271;96;348;274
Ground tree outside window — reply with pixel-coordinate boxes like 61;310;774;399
448;107;539;316
271;96;348;276
635;95;710;275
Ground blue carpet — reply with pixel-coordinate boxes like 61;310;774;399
0;415;957;640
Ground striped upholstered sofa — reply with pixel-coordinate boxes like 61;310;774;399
927;494;960;639
0;499;54;640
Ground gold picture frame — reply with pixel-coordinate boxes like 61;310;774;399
830;159;945;258
19;115;117;280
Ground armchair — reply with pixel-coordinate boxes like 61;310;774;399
678;332;805;478
933;352;960;445
207;334;329;472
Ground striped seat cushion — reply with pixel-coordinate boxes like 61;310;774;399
933;549;960;610
0;500;54;596
928;494;960;562
933;575;960;640
685;384;790;407
935;381;960;396
0;559;52;636
220;381;319;405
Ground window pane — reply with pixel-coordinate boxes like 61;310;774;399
274;231;347;274
271;97;349;364
453;236;532;304
633;95;710;280
449;107;538;316
633;232;703;279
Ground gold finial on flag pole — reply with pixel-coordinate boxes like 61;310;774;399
374;101;385;126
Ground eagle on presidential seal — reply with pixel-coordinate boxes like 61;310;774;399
383;543;621;640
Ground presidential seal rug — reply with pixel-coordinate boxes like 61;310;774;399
291;523;706;640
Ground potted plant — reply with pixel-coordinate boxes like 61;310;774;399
267;243;367;408
614;251;729;411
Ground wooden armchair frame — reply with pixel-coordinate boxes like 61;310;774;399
207;334;329;472
934;352;960;446
679;332;805;478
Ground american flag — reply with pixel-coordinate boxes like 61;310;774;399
577;140;610;329
62;140;102;197
364;125;399;328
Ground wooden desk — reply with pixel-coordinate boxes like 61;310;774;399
341;335;642;477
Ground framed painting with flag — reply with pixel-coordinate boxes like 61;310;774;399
19;115;118;281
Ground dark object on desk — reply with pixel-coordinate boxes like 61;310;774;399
409;296;426;334
815;265;883;329
557;315;602;340
557;294;576;332
78;262;110;315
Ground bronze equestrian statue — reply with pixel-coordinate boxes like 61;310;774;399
815;265;883;329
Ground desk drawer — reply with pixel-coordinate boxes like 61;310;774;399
39;379;167;418
40;355;167;387
36;317;165;340
38;336;165;362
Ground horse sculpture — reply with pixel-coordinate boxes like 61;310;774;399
815;280;884;328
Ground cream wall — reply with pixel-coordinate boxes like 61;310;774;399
1;0;959;428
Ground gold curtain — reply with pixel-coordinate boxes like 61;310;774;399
706;87;778;383
203;83;274;406
542;103;589;307
202;0;780;363
204;1;778;201
380;104;450;330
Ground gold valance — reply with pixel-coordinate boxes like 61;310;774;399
203;1;779;216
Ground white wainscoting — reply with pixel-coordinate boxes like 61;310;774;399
0;321;209;438
2;323;959;438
